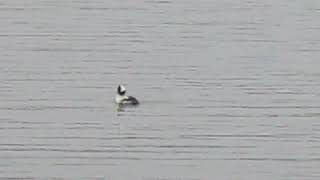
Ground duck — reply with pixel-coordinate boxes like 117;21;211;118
115;85;139;105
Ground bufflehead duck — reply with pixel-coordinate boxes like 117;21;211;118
115;85;139;105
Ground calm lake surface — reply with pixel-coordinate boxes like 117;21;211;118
1;0;320;179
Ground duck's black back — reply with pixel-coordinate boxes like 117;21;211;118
127;96;139;105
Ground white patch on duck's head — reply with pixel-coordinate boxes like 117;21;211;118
117;85;126;96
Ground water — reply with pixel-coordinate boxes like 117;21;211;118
1;0;320;179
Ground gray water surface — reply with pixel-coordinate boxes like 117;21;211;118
1;0;320;180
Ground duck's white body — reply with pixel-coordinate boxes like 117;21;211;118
115;94;129;104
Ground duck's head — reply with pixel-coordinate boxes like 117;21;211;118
117;85;126;96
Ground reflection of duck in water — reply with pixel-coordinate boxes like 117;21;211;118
115;85;139;105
